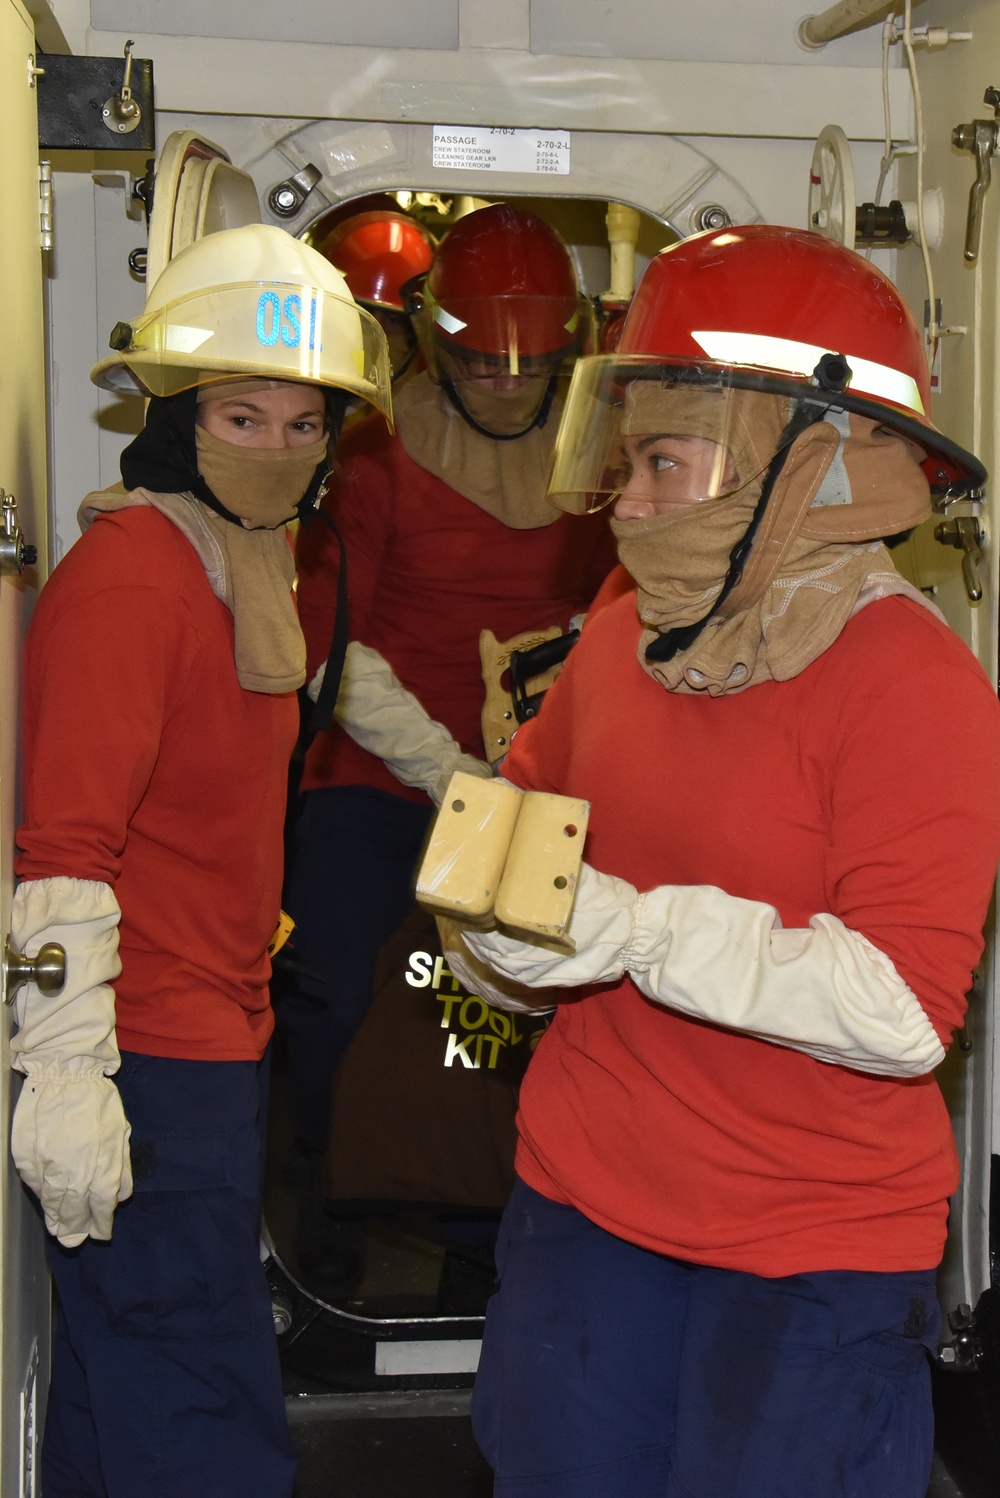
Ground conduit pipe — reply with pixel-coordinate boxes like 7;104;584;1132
797;0;893;50
603;201;642;302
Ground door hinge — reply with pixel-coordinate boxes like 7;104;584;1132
19;1339;38;1498
38;161;52;251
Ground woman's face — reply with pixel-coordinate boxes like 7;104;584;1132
613;433;738;520
196;381;326;449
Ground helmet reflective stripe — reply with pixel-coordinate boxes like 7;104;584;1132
432;302;469;336
691;330;925;418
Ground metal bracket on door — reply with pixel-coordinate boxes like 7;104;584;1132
0;491;38;574
36;50;155;152
952;88;1000;264
933;515;986;603
267;164;323;219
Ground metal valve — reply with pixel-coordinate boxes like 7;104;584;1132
102;40;143;136
0;491;37;574
938;1302;983;1370
934;515;985;604
952;88;1000;263
2;934;66;1005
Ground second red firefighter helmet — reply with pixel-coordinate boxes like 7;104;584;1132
316;211;433;313
413;204;585;368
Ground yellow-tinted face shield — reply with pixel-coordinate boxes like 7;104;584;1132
547;357;793;515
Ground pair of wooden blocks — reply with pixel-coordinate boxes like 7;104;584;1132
416;771;590;944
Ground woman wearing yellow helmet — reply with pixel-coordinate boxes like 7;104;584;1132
10;223;391;1498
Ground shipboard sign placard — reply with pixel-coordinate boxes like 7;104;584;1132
432;126;570;175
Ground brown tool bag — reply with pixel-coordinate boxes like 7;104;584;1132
326;906;549;1209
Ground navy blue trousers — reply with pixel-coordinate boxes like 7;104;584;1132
472;1178;940;1498
42;1052;296;1498
281;785;433;1151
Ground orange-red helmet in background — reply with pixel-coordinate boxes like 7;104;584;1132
316;211;433;313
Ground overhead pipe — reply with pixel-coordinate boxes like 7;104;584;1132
797;0;894;50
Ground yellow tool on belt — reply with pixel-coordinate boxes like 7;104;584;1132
268;910;295;958
479;625;564;765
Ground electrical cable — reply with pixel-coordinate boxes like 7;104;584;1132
868;7;936;365
902;0;937;362
872;12;895;211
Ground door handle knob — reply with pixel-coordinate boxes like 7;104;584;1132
2;933;66;1004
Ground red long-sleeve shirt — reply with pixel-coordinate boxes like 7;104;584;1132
503;588;1000;1275
16;508;299;1061
297;415;614;801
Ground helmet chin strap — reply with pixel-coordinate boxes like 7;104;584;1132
645;356;850;666
440;374;558;441
296;389;348;522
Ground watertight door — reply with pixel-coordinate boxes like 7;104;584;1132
891;12;1000;1348
0;0;55;1486
145;129;261;288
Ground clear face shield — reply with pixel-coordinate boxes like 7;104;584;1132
408;288;593;437
546;358;796;516
95;281;394;421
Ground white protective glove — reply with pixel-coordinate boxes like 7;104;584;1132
9;877;132;1246
309;643;492;805
437;916;556;1016
463;863;945;1077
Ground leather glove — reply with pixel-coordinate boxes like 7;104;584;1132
309;642;492;805
464;863;944;1077
9;877;133;1246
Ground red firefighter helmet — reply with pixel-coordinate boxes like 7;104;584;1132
549;224;983;512
616;224;982;499
416;204;585;365
316;211;433;313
